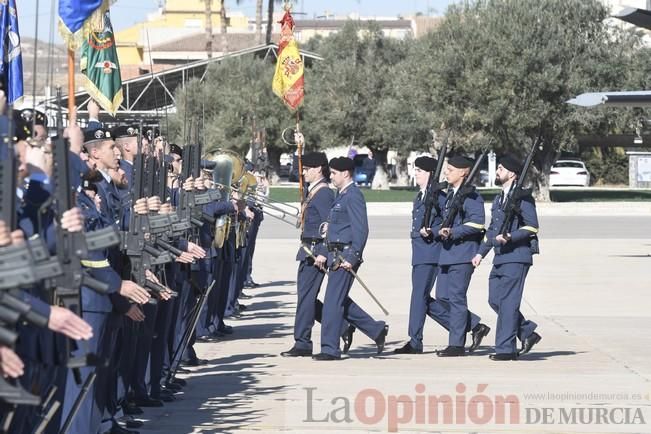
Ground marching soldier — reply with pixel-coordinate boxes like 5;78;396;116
472;155;541;360
393;156;490;354
281;152;333;357
435;155;490;357
313;157;388;361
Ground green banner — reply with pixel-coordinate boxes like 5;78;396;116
80;10;123;116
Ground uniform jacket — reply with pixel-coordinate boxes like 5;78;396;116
296;179;334;261
437;189;485;266
477;190;539;265
325;183;368;267
411;190;446;266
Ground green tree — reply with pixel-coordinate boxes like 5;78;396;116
169;55;294;176
405;0;642;199
304;21;408;189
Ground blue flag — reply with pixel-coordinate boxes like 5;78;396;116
58;0;107;49
0;0;23;104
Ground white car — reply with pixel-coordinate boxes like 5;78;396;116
549;160;590;187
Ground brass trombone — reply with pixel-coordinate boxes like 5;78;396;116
209;176;302;228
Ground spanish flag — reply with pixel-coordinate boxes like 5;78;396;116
272;7;304;112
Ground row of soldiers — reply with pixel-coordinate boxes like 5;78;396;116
0;95;264;434
283;148;542;361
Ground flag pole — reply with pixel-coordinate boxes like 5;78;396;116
67;48;75;121
295;110;303;204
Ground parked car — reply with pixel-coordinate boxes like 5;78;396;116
278;153;292;178
353;154;376;186
549;160;590;187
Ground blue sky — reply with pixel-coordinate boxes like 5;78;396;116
17;0;457;43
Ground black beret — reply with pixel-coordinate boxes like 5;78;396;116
415;156;437;172
499;154;521;174
13;111;32;141
82;179;97;192
303;151;328;168
83;128;113;144
447;155;474;169
329;156;355;171
19;109;48;127
111;125;139;139
146;127;160;139
169;143;182;157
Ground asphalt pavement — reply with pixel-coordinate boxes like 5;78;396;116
136;202;651;433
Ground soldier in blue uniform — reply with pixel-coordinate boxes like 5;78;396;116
281;152;334;357
435;155;489;357
313;157;388;361
393;156;491;355
472;155;541;360
82;127;150;434
113;125;140;190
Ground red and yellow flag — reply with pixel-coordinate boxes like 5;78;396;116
272;7;304;111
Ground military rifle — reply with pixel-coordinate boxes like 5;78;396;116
421;130;450;234
0;113;52;407
122;134;173;298
498;138;541;237
50;88;114;306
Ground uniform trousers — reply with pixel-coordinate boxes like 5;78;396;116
320;266;385;357
436;263;479;347
488;262;537;354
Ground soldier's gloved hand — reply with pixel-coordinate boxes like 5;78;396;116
471;254;483;268
26;145;51;177
0;346;24;378
159;203;173;214
48;306;94;340
340;260;353;271
438;227;451;240
182;176;194;191
93;194;102;212
64;123;84;155
153;137;165;154
495;234;510;244
155;288;173;301
134;198;149;215
294;131;304;145
244;207;255;221
125;305;145;322
0;220;10;246
88;99;100;120
147;196;161;212
187;242;206;259
145;269;160;283
419;227;432;238
194;177;206;191
314;254;327;271
175;252;194;264
119;280;150;304
10;229;25;246
61;208;85;233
